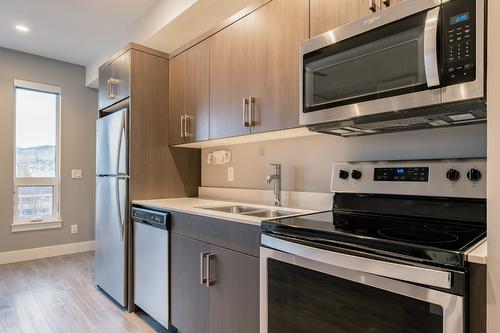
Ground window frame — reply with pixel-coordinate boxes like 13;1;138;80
12;79;62;232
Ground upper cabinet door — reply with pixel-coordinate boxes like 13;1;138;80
168;52;188;145
310;0;373;37
209;13;253;140
99;51;131;111
169;40;210;145
186;40;210;142
209;0;308;139
249;0;309;134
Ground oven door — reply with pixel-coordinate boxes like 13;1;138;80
260;235;464;333
300;0;442;126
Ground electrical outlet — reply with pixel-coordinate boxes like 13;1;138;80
71;169;82;179
71;224;78;234
227;167;234;182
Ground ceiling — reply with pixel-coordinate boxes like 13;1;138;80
0;0;158;66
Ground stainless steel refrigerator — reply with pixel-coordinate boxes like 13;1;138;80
95;105;128;307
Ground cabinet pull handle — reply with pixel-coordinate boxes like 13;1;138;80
106;79;111;99
184;114;189;138
108;78;118;100
180;115;185;138
206;253;215;287
369;0;377;12
242;98;249;127
248;97;255;126
200;252;209;285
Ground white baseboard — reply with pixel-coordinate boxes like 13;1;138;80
0;240;95;265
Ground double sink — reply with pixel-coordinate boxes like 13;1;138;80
200;205;297;219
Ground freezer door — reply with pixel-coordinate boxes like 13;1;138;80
96;108;128;176
95;176;128;307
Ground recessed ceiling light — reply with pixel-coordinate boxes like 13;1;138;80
15;25;29;32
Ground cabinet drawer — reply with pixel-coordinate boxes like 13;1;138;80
171;212;260;257
99;50;131;110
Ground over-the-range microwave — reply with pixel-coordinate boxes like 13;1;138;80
300;0;485;137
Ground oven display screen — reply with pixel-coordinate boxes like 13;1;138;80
374;167;429;182
450;12;469;25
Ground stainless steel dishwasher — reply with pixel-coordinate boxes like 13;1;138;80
132;206;170;329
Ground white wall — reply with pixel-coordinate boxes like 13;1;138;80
0;47;97;252
202;124;486;193
487;0;500;330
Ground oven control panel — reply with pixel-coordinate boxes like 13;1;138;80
331;159;486;199
442;0;477;86
374;167;429;182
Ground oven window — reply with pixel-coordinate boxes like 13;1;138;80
268;259;443;333
303;10;431;112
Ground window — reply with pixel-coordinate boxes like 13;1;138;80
13;80;61;232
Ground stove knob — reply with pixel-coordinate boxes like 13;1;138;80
339;170;349;180
351;170;362;180
467;168;482;182
446;169;460;182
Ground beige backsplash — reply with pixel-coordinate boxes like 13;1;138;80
202;124;486;193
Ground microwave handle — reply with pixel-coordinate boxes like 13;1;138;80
424;7;441;87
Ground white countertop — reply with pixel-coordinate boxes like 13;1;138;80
134;194;487;264
132;197;319;226
467;240;487;264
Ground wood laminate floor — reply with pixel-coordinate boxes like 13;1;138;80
0;252;155;333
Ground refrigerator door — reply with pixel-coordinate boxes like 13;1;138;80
95;176;128;307
96;108;128;176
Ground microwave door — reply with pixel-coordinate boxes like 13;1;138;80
300;1;444;126
96;108;128;176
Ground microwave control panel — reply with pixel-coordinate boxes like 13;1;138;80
442;0;477;86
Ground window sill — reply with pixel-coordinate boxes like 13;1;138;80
11;219;63;233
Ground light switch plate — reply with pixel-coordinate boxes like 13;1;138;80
71;224;78;234
71;169;82;179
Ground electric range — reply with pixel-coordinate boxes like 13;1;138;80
260;158;486;333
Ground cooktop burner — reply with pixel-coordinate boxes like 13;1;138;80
377;227;459;244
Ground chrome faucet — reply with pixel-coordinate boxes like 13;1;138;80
266;163;281;207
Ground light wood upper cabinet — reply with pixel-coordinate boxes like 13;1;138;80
168;52;187;145
310;0;374;37
249;0;309;134
209;0;309;140
168;40;210;145
209;13;253;140
99;50;131;111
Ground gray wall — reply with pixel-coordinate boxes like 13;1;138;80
202;124;486;193
0;47;97;252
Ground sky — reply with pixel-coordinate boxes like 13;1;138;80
15;88;57;149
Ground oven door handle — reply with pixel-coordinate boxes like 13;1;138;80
424;6;441;88
261;234;452;289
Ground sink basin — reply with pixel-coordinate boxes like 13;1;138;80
199;205;300;220
202;205;262;214
243;210;297;218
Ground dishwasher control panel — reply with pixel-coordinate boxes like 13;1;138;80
132;207;170;229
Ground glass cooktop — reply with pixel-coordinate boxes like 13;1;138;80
261;210;486;268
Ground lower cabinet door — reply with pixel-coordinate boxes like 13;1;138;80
208;245;259;333
171;233;209;333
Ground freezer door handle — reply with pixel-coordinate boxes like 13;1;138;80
116;111;127;175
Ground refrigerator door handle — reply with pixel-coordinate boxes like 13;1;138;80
115;177;126;242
